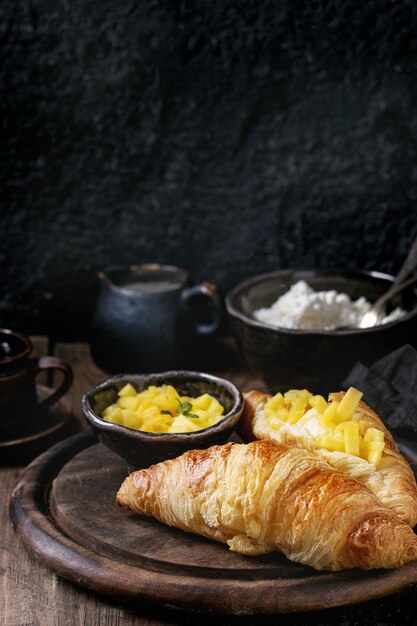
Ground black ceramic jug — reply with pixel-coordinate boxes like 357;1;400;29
90;264;224;373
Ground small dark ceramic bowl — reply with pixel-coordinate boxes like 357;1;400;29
82;370;243;469
226;269;417;395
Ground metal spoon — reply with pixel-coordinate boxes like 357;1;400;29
392;234;417;286
358;273;417;328
357;233;417;328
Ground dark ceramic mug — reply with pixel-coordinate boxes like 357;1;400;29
90;264;224;373
0;329;73;440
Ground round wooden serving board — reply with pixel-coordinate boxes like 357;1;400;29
10;432;417;615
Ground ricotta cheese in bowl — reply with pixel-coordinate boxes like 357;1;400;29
253;280;405;330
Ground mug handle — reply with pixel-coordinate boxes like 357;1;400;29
29;356;73;415
181;282;224;336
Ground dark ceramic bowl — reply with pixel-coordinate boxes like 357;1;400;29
226;269;417;395
82;370;243;469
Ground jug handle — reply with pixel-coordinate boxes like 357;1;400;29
181;282;224;336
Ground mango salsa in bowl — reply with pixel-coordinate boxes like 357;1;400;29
102;383;225;433
82;371;243;469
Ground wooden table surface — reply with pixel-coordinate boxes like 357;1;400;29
2;338;417;626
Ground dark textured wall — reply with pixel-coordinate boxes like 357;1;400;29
2;0;417;339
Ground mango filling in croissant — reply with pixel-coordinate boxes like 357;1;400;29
264;386;385;466
101;383;225;433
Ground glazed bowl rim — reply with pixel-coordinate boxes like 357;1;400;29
225;267;417;336
82;370;244;442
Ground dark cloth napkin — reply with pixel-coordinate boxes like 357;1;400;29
342;344;417;433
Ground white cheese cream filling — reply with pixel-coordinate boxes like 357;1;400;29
261;408;377;477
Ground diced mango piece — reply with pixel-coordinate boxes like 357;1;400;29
117;396;140;410
309;395;328;414
320;434;345;452
170;415;201;432
187;409;206;420
319;401;340;426
288;401;308;424
118;383;137;397
103;404;118;417
121;409;141;429
337;421;360;456
136;399;154;413
102;407;124;425
336;387;363;422
275;407;291;421
208;397;224;414
144;385;159;398
204;415;218;427
192;393;213;411
266;392;285;411
141;418;169;433
363;427;385;443
283;390;300;402
367;448;384;465
284;389;312;403
266;389;325;426
361;440;385;465
165;385;179;405
141;405;161;420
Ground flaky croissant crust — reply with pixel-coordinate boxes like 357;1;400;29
117;439;417;571
239;390;417;527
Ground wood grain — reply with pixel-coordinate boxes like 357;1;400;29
3;339;417;625
10;432;417;616
1;340;155;626
1;337;268;626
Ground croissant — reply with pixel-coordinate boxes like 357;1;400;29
240;390;417;527
117;439;417;571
